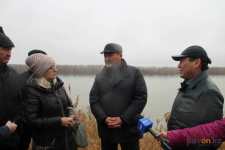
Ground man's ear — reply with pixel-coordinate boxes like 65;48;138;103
119;53;123;59
194;58;201;69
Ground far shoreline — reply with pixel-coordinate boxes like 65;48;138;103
9;64;225;76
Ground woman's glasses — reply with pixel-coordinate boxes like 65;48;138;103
49;66;57;70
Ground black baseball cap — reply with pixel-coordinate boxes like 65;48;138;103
172;45;211;64
100;43;122;54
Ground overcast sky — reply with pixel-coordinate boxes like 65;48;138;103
1;0;225;67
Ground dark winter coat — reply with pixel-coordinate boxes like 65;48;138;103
18;70;34;150
90;59;147;143
25;75;77;150
167;70;224;150
18;70;33;105
0;65;23;149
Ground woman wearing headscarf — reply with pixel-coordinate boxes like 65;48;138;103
25;53;77;150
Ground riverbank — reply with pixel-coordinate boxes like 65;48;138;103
9;64;225;76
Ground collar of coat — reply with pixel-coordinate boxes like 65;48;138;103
101;59;131;87
0;64;6;72
179;70;208;90
27;73;64;92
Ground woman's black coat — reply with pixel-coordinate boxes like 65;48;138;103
25;75;76;150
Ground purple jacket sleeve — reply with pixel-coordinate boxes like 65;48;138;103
168;118;225;147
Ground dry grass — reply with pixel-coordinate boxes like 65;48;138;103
28;84;225;150
70;83;167;150
73;98;166;150
218;143;225;150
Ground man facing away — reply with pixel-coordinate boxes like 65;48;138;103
0;27;23;150
167;45;224;150
89;43;147;150
17;49;47;150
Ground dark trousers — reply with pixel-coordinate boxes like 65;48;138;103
1;146;17;150
17;123;32;150
101;140;140;150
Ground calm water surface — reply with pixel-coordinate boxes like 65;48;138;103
60;75;225;125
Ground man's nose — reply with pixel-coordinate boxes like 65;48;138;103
178;62;181;68
7;49;11;56
105;56;109;60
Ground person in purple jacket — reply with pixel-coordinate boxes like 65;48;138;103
157;118;225;147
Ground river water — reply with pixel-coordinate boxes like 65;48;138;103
60;75;225;125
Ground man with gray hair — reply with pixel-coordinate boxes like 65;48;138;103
0;27;23;150
90;43;147;150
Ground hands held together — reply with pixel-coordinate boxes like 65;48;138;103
61;115;77;127
105;117;122;128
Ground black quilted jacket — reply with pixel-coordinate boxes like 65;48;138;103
25;75;77;150
0;65;23;149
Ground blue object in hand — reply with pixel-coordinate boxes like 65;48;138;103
137;117;153;134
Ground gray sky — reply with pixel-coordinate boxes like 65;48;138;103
1;0;225;67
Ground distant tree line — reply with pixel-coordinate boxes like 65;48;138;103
9;64;225;76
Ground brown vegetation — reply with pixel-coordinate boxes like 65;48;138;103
72;95;168;150
9;64;225;75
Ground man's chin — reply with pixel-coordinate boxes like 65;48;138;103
106;64;112;68
179;74;183;78
3;60;10;64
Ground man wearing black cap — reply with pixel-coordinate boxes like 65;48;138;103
0;27;23;150
167;45;224;150
17;49;47;150
90;43;147;150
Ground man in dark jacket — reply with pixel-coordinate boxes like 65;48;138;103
167;45;224;150
17;49;47;150
0;27;24;150
90;43;147;150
